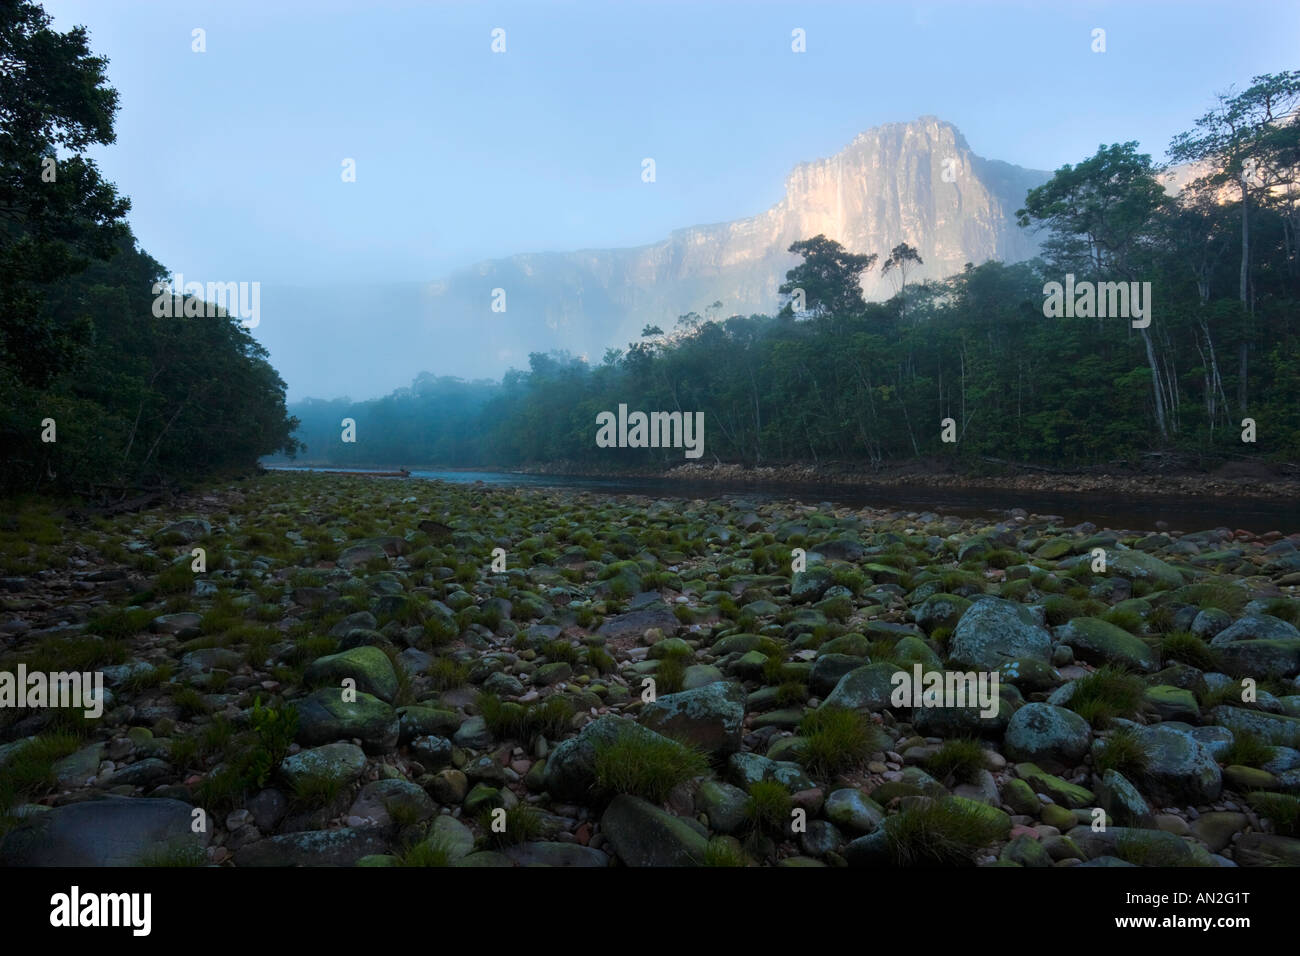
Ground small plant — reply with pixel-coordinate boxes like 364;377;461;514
776;680;809;707
883;797;1007;866
923;737;987;785
1064;665;1145;728
541;639;580;665
478;804;544;848
586;645;616;674
395;838;453;867
172;687;211;721
1092;726;1151;777
1220;730;1275;769
1247;792;1300;837
477;692;530;740
798;706;885;778
700;836;748;867
134;843;207;867
427;657;469;690
1159;631;1218;671
654;655;687;695
744;781;793;836
592;729;709;803
528;695;575;740
1101;607;1143;635
290;771;346;810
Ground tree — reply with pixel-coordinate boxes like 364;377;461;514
777;234;877;318
882;242;923;319
0;0;131;387
1018;142;1173;436
1169;71;1300;412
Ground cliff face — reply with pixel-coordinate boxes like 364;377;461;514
425;117;1051;372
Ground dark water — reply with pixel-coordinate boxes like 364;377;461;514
265;465;1300;535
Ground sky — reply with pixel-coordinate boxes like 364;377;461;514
40;0;1300;399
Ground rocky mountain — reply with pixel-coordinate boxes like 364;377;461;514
425;117;1052;374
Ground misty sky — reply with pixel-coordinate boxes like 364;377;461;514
42;0;1300;401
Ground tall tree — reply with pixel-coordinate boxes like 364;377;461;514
1169;71;1300;413
777;234;877;318
0;0;131;387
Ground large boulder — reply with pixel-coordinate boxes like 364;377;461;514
543;716;694;802
1003;703;1091;770
600;794;709;866
0;796;209;866
295;689;400;753
638;682;745;755
947;598;1052;670
304;646;399;703
1056;617;1158;672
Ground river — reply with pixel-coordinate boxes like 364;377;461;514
264;466;1300;535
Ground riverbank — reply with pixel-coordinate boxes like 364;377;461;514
2;471;1300;868
520;458;1300;501
266;456;1300;500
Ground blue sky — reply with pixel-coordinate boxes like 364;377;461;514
40;0;1300;397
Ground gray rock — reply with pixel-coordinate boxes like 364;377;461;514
824;788;884;834
600;794;709;866
948;597;1052;670
1003;703;1091;770
295;688;399;753
638;681;745;755
0;796;209;866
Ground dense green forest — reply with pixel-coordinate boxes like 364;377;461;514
279;70;1300;472
0;1;300;496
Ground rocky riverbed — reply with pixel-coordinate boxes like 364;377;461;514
2;472;1300;867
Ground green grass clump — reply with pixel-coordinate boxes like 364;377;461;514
1262;599;1300;627
541;639;580;665
654;655;687;695
923;737;987;785
1101;607;1144;635
395;839;453;867
1220;730;1275;769
478;804;545;848
798;706;885;779
1042;595;1105;626
592;730;709;803
427;657;469;690
155;561;194;595
1159;631;1218;671
744;780;793;836
172;687;211;721
1092;726;1151;777
1247;792;1300;837
528;695;575;739
1064;666;1146;728
700;836;749;866
290;771;347;810
134;843;208;867
85;606;154;640
193;698;297;813
477;693;530;740
776;680;809;707
0;733;80;829
984;549;1022;570
586;645;616;674
882;797;1007;866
